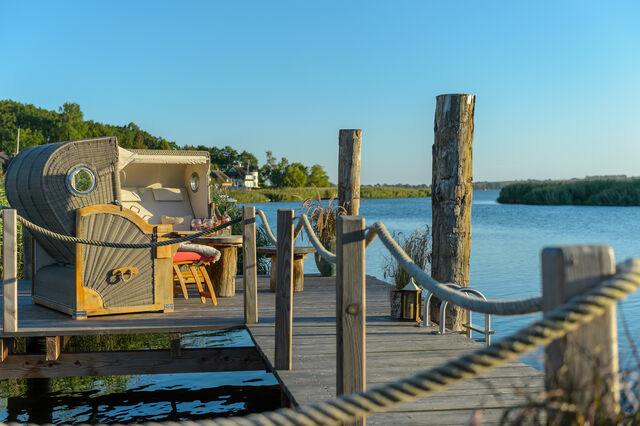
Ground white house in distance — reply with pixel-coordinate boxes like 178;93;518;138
226;164;259;188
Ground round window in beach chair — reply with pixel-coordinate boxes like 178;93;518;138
66;165;97;195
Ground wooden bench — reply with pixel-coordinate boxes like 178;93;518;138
256;246;316;292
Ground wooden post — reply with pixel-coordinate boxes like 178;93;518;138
542;245;619;417
3;209;18;333
243;206;258;324
431;94;475;331
336;215;366;426
338;129;362;215
275;209;294;370
45;336;61;361
169;332;182;358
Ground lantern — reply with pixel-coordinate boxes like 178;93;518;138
400;279;422;322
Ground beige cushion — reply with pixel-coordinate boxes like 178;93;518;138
121;187;141;202
161;215;185;225
152;187;184;201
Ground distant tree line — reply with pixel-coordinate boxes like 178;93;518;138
497;179;640;206
0;100;177;152
0;100;331;187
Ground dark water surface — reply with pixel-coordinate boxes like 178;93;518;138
0;330;280;423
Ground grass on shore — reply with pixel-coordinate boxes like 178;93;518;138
498;179;640;206
225;186;431;203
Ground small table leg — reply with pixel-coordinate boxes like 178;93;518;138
269;255;306;293
210;246;238;297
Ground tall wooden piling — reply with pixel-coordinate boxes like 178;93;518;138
275;209;294;370
338;129;362;215
243;206;258;324
542;245;619;417
431;94;475;331
336;215;366;426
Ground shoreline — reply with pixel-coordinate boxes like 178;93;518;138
222;186;431;203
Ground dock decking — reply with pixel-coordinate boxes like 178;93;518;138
247;275;543;425
1;275;543;424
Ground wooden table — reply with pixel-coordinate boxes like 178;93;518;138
256;246;316;293
173;233;243;297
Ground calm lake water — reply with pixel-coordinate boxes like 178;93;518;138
3;190;639;422
256;191;640;369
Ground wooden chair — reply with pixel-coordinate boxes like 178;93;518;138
172;251;217;306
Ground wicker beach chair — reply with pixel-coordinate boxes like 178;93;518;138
4;136;212;318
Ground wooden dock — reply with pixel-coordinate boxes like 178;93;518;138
248;274;543;425
0;275;542;424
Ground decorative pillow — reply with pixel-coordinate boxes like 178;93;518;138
177;243;221;262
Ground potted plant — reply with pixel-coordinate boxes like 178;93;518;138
383;225;431;319
301;187;346;277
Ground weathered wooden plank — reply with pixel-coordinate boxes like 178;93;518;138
275;209;294;370
338;129;362;215
2;209;18;333
45;336;61;361
0;338;11;362
542;245;619;416
336;215;366;403
243;206;258;324
0;347;264;379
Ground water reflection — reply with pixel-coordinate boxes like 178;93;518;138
0;330;281;423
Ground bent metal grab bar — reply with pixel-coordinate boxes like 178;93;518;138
439;288;495;346
421;284;495;346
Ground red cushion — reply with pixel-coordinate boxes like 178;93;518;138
173;251;216;263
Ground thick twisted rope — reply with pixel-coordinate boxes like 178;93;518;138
256;209;278;245
298;214;336;263
0;206;240;248
173;258;640;426
373;221;542;315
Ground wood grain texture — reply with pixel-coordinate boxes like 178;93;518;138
336;216;366;426
338;129;362;215
0;338;11;362
210;246;238;297
542;245;619;416
247;275;543;426
45;336;61;360
243;206;258;324
431;94;475;331
3;209;17;333
275;209;294;370
0;347;264;379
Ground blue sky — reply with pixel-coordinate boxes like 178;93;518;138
1;1;639;184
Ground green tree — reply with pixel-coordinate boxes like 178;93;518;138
308;164;331;187
260;152;290;187
133;132;146;149
284;162;308;187
54;102;87;141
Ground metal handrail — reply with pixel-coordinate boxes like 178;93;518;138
420;283;461;327
439;288;495;346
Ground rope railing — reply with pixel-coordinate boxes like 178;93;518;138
372;221;542;316
256;209;278;245
298;214;337;263
151;257;640;426
0;205;240;249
